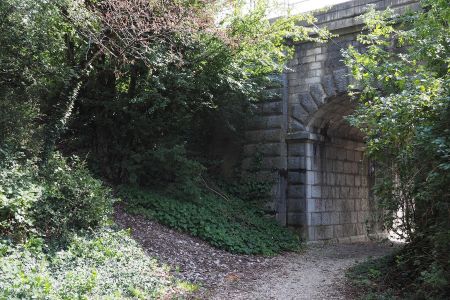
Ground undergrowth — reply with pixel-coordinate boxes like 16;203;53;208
347;254;400;300
0;228;191;299
347;247;449;300
0;152;195;299
119;187;300;255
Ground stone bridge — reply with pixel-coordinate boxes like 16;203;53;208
243;0;419;241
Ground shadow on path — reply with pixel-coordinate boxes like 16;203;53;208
208;243;396;300
115;206;395;300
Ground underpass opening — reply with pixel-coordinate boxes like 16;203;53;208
287;95;379;241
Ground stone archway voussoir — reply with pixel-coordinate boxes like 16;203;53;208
332;68;349;94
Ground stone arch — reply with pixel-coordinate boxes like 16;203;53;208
285;70;377;241
289;68;353;132
243;0;418;241
305;95;363;141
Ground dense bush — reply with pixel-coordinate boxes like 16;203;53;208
346;254;400;299
0;154;41;242
120;187;300;255
344;0;450;298
61;0;329;190
0;0;56;155
0;228;191;299
224;175;273;207
0;152;113;241
36;154;114;239
347;250;450;300
0;96;40;154
113;145;206;198
222;151;274;206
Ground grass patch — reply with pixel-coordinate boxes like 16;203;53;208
119;186;300;255
177;282;200;293
0;228;191;299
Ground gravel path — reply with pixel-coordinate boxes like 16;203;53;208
114;207;394;299
208;243;394;300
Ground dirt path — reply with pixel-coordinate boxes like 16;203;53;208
208;243;394;300
114;207;394;300
114;206;275;290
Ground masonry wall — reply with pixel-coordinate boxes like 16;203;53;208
243;0;418;241
306;139;372;240
242;81;289;223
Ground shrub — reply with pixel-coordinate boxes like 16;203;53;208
0;152;114;241
0;96;41;155
0;154;41;242
121;144;206;199
120;187;300;255
347;254;398;298
343;1;450;298
35;153;114;239
0;228;190;299
223;150;274;206
226;175;273;205
348;245;450;299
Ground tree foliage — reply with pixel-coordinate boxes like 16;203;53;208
0;0;329;179
0;0;325;244
57;0;329;191
343;0;449;297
